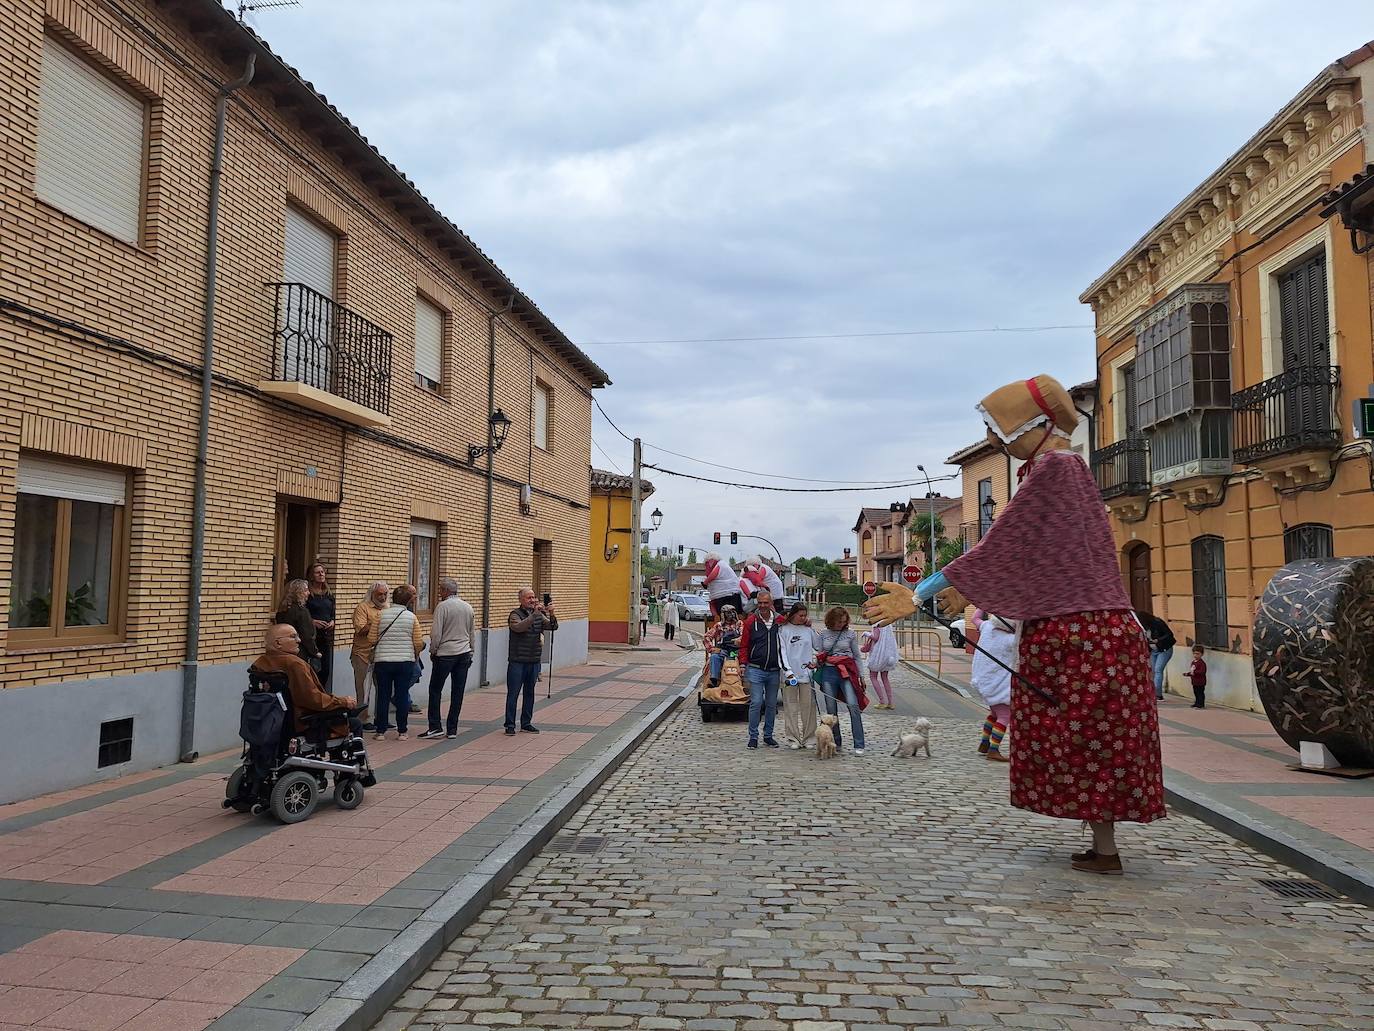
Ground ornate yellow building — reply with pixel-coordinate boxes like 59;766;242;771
1083;44;1374;709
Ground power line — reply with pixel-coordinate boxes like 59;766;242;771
591;439;623;473
594;398;955;486
578;324;1092;347
643;463;956;494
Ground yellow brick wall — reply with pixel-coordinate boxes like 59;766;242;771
0;0;595;688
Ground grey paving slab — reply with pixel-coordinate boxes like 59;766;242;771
284;948;371;981
206;1005;307;1031
187;916;280;943
348;906;427;930
128;910;219;938
318;924;400;954
244;973;343;1012
254;921;342;950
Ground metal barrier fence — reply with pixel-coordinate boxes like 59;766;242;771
892;619;942;678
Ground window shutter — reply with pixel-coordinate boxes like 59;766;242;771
36;37;145;245
414;296;443;385
409;520;438;539
534;384;550;449
18;455;127;505
283;207;336;298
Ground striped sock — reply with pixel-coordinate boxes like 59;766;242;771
978;716;993;753
988;722;1006;754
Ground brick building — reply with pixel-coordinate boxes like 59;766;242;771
852;497;961;585
1084;44;1374;710
0;0;608;800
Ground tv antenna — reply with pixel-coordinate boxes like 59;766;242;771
237;0;300;22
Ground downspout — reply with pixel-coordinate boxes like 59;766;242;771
181;53;256;764
479;295;515;686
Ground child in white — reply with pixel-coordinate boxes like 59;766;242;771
971;613;1017;762
777;603;818;749
861;624;898;708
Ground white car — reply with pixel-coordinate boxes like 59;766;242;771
674;593;712;621
948;618;967;648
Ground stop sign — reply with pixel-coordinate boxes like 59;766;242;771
902;564;921;584
862;580;878;597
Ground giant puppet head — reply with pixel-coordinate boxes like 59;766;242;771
978;375;1079;461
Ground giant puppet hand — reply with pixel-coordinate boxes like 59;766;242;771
861;582;918;626
934;586;969;618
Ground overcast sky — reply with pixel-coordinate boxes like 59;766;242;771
251;1;1372;566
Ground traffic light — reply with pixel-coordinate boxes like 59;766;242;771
678;544;684;555
712;532;721;545
729;531;738;545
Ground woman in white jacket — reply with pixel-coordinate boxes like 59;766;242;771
971;613;1018;762
777;602;818;749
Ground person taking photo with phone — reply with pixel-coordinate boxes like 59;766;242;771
506;587;557;735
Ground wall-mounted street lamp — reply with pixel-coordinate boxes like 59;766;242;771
981;494;997;526
650;507;663;531
468;408;512;464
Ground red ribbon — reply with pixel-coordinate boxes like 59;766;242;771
1016;377;1058;480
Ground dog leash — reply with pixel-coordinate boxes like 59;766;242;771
915;613;1060;706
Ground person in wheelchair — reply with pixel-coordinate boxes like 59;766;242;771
704;605;742;689
252;623;360;738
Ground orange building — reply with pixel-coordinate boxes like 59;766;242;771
1083;45;1374;710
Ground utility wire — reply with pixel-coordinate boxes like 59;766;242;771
578;324;1092;346
644;463;955;493
591;439;623;473
594;398;956;486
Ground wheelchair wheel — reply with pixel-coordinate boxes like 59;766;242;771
333;778;364;810
269;770;319;824
224;767;253;813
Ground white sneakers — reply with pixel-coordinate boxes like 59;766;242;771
853;747;865;756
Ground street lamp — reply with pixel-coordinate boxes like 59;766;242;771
467;408;512;464
916;464;936;575
650;507;663;531
981;494;997;528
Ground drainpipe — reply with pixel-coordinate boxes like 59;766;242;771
180;54;257;764
479;295;515;686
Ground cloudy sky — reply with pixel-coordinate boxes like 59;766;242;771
253;1;1371;565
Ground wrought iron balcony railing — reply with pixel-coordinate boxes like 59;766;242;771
1090;436;1150;500
268;282;393;416
1231;365;1340;465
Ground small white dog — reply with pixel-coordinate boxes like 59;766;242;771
892;717;934;758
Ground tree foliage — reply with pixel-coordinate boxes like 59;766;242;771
794;555;843;585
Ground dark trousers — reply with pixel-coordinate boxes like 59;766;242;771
428;652;473;734
1193;685;1206;708
373;660;413;734
317;631;334;692
664;624;676;640
710;593;743;617
506;660;540;730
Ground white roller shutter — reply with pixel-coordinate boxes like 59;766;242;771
409;520;438;539
533;383;551;449
18;455;127;506
283;207;336;297
36;36;146;245
414;296;444;386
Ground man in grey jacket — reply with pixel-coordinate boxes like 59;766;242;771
506;587;557;735
420;578;475;740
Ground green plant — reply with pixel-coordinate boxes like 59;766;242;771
9;582;97;629
66;582;97;626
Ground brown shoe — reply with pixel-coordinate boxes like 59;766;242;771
1071;852;1123;875
985;751;1009;763
1071;847;1097;863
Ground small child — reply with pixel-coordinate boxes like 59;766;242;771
1188;645;1207;709
971;614;1017;762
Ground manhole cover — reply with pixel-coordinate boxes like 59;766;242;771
1256;878;1344;901
547;834;607;854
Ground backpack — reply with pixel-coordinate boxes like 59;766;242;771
240;686;287;777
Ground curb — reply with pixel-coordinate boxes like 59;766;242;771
295;678;695;1031
900;658;973;700
1163;777;1374;908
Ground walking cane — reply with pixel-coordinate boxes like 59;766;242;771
547;625;555;699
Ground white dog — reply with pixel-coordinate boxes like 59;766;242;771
892;717;934;758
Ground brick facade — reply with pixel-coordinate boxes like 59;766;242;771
0;0;603;795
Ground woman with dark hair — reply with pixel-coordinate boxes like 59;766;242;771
815;607;866;755
274;579;320;670
305;562;336;691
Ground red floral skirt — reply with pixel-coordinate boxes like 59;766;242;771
1011;610;1166;824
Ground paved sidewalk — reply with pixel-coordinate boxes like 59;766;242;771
382;661;1374;1030
0;644;695;1031
906;644;1374;903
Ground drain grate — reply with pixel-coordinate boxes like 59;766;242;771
1257;878;1344;901
546;834;607;855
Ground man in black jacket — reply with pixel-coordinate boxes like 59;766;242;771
739;590;784;749
506;588;557;735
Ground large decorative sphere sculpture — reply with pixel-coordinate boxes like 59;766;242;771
1253;558;1374;768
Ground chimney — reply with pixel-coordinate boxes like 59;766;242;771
843;547;851;558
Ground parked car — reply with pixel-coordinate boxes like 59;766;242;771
674;593;712;621
948;618;966;648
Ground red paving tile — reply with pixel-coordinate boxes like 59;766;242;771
39;992;156;1030
166;969;272;1006
407;729;593;781
1244;793;1374;851
111;1000;226;1031
535;695;641;727
1;986;81;1024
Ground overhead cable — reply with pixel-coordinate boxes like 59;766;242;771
643;463;957;494
578;324;1093;346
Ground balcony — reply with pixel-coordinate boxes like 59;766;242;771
1232;365;1340;488
259;283;393;428
1091;437;1150;520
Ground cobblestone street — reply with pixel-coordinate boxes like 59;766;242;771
380;665;1374;1031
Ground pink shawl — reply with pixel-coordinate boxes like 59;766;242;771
942;449;1129;621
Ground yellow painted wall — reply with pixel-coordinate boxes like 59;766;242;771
588;488;633;643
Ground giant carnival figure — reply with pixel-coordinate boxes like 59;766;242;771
863;375;1165;874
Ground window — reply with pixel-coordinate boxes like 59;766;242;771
977;478;993;539
414;295;444;391
36;37;146;245
1135;287;1230;428
534;381;553;450
408;520;438;613
1284;523;1333;563
10;455;129;646
281;206;338;389
1191;535;1228;649
533;539;552;600
1277;253;1330;370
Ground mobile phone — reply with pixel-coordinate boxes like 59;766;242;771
542;593;552;606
